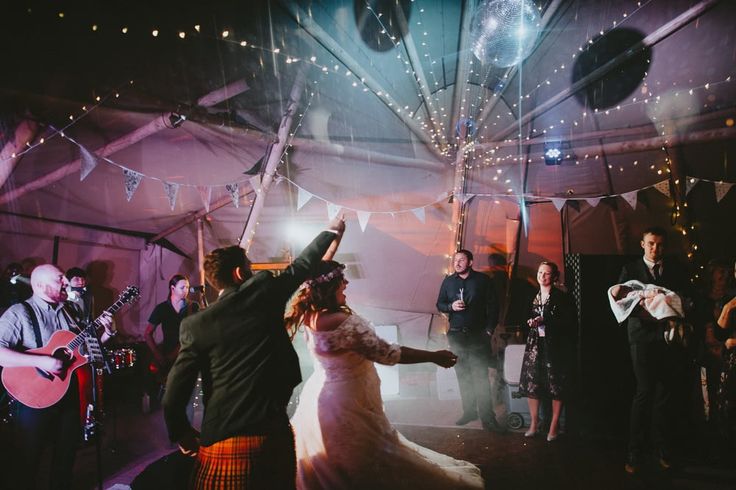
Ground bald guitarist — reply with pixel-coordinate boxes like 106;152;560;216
0;264;114;490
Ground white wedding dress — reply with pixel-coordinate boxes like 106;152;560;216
291;314;485;490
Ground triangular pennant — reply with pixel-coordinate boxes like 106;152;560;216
122;168;143;202
685;178;700;195
197;186;212;212
225;183;240;208
356;211;371;232
326;202;342;220
412;207;426;224
714;182;734;203
621;190;638;210
297;187;313;211
550;198;566;211
585;197;602;207
249;175;262;193
79;145;99;181
461;193;475;205
163;182;180;211
653;180;671;198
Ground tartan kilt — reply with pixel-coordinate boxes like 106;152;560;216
191;426;296;490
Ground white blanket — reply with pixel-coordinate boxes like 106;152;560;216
608;280;684;323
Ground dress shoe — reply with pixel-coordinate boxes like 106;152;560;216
546;432;558;442
482;419;507;433
523;429;537;438
658;450;672;470
455;413;477;426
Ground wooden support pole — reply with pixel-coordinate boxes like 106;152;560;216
239;65;308;248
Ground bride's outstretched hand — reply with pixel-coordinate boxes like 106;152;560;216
434;350;458;368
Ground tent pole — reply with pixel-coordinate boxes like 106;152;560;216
0;78;251;206
196;218;206;288
238;65;308;249
448;0;474;145
0;119;38;189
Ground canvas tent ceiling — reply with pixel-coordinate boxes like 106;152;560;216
1;0;735;323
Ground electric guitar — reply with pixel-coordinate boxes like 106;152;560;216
1;286;140;409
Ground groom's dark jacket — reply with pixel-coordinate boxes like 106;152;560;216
163;231;336;446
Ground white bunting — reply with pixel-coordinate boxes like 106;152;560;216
585;197;602;207
412;207;425;223
196;186;212;212
461;193;476;205
79;145;99;181
685;178;700;195
249;175;261;193
225;183;240;208
122;168;143;202
327;202;342;220
621;190;638;210
297;186;313;211
356;211;371;232
714;182;734;203
653;180;671;197
163;182;180;211
550;198;566;211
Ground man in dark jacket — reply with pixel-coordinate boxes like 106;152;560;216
619;226;691;474
436;249;502;432
163;217;345;489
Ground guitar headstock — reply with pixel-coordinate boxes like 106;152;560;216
119;285;140;305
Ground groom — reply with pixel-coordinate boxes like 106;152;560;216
163;217;345;489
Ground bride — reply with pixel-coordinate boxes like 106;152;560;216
285;260;485;490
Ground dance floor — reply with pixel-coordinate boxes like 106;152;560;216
2;394;733;490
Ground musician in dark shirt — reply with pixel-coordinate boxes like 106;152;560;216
0;264;113;490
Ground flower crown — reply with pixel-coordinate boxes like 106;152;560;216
306;264;345;286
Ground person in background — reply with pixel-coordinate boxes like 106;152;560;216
0;264;114;490
65;267;94;326
436;250;503;432
714;260;736;448
618;226;691;473
518;261;576;442
144;275;199;387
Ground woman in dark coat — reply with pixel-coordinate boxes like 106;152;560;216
518;261;576;441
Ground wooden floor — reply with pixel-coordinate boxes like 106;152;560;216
2;396;734;490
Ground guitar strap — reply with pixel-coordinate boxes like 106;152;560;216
20;301;43;349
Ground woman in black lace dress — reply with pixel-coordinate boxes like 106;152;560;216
518;261;576;441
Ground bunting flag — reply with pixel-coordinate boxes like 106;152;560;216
621;190;638;210
550;198;566;211
196;185;212;212
163;182;180;211
585;197;602;207
327;202;342;220
461;193;476;205
714;182;734;203
653;180;671;198
225;183;240;208
249;175;261;193
79;146;99;181
122;168;143;202
412;207;426;224
686;178;700;195
356;211;371;232
297;186;313;211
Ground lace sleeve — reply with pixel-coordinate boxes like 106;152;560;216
328;315;401;365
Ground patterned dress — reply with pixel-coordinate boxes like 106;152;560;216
291;314;484;490
518;287;575;400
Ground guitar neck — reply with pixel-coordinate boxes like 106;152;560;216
69;293;135;351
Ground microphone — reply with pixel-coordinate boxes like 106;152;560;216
189;285;205;293
9;274;30;285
